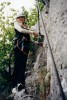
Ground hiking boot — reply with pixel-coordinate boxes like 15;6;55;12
17;83;24;92
12;87;17;94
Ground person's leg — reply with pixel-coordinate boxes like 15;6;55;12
16;53;28;88
12;48;21;87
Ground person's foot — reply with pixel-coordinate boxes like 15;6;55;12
12;83;24;94
17;83;24;92
12;87;17;94
12;83;28;95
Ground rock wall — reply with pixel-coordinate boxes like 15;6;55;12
46;0;67;99
33;0;67;99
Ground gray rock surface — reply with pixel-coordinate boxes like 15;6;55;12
46;0;67;99
32;0;67;99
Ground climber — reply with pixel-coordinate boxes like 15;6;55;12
12;12;38;93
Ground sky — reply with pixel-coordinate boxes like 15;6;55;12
0;0;36;16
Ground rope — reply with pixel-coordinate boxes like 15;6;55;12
16;39;28;56
36;0;66;100
37;3;41;35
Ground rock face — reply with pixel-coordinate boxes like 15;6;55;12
33;0;67;99
46;0;67;99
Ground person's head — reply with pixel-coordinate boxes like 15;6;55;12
16;13;25;23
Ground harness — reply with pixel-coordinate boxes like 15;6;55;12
14;29;30;55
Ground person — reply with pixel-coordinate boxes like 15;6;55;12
12;13;38;92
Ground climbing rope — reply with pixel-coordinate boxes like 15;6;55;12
37;0;44;46
37;2;41;35
36;0;66;100
16;39;29;56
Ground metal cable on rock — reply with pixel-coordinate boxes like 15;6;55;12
36;0;66;100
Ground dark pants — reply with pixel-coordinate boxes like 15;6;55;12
12;47;28;88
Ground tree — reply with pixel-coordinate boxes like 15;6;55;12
0;2;16;71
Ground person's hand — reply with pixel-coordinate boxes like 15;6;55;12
33;32;38;37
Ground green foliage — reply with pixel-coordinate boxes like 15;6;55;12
38;0;44;11
21;0;45;27
28;8;38;27
22;6;29;19
0;2;15;71
35;0;44;11
21;6;38;27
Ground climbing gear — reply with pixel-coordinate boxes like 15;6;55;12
37;0;44;46
36;0;66;100
15;36;30;56
16;13;25;19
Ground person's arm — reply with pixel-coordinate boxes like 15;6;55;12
14;22;33;34
14;22;38;37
